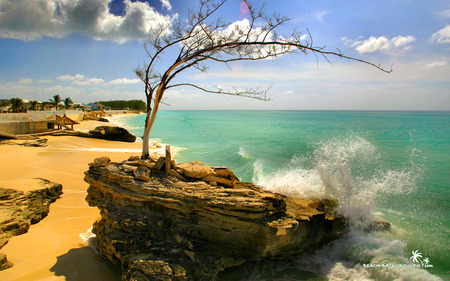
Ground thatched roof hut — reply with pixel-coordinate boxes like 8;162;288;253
56;114;79;129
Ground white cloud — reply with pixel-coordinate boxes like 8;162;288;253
431;25;450;43
0;0;175;42
391;35;416;47
439;10;450;18
18;77;32;84
345;35;416;53
108;78;141;85
37;79;53;83
73;78;105;85
160;0;172;11
425;60;448;68
315;10;330;23
57;74;85;81
354;36;392;53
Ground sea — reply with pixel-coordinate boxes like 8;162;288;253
111;110;449;281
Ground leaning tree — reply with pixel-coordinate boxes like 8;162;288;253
135;0;390;160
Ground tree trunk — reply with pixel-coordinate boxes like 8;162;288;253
141;87;165;159
141;110;152;159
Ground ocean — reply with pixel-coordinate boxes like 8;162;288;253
112;110;449;281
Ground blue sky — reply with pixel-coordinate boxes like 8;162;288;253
0;0;449;110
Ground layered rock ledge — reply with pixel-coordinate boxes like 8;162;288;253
0;179;63;270
85;155;345;280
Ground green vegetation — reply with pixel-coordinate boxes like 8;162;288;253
9;97;23;113
49;94;62;110
63;97;73;109
97;100;146;111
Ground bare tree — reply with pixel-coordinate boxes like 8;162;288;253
135;0;390;159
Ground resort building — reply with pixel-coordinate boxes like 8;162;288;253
0;110;84;138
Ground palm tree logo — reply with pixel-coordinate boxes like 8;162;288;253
410;250;423;264
422;257;430;266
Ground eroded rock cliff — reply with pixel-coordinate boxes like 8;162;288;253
85;156;344;280
0;178;63;270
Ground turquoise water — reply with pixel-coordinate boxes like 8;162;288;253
115;110;449;281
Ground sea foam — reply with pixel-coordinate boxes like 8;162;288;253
259;134;419;226
250;134;439;280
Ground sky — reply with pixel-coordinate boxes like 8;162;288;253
0;0;449;110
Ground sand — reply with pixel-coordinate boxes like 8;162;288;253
0;117;149;280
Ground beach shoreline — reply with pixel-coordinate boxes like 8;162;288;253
0;113;146;280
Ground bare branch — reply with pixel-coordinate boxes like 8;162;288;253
135;0;392;159
166;83;270;101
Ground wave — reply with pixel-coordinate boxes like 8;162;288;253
242;134;439;281
259;134;420;226
80;227;99;254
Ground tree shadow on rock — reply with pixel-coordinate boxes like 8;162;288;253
50;246;121;281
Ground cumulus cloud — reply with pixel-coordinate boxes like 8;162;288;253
73;78;105;85
160;0;172;10
431;25;450;43
108;78;141;85
57;73;105;85
343;35;416;53
425;60;448;68
0;0;175;42
57;74;85;81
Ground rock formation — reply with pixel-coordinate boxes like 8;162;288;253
0;136;48;147
53;126;136;142
85;155;345;280
0;179;63;270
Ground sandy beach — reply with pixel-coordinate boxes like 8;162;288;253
0;116;148;280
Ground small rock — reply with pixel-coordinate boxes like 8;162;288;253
0;253;13;271
175;161;215;179
213;167;239;182
168;170;186;181
148;154;160;163
89;157;111;167
128;156;140;161
137;159;155;169
122;164;138;173
133;166;151;181
202;175;234;188
153;157;166;171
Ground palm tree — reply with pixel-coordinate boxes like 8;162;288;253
9;97;23;113
49;94;62;110
410;250;423;263
63;97;73;109
29;100;39;111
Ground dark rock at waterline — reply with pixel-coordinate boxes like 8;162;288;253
85;156;345;280
53;126;136;143
0;179;63;270
88;126;136;142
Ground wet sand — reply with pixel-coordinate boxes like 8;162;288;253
0;118;151;280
